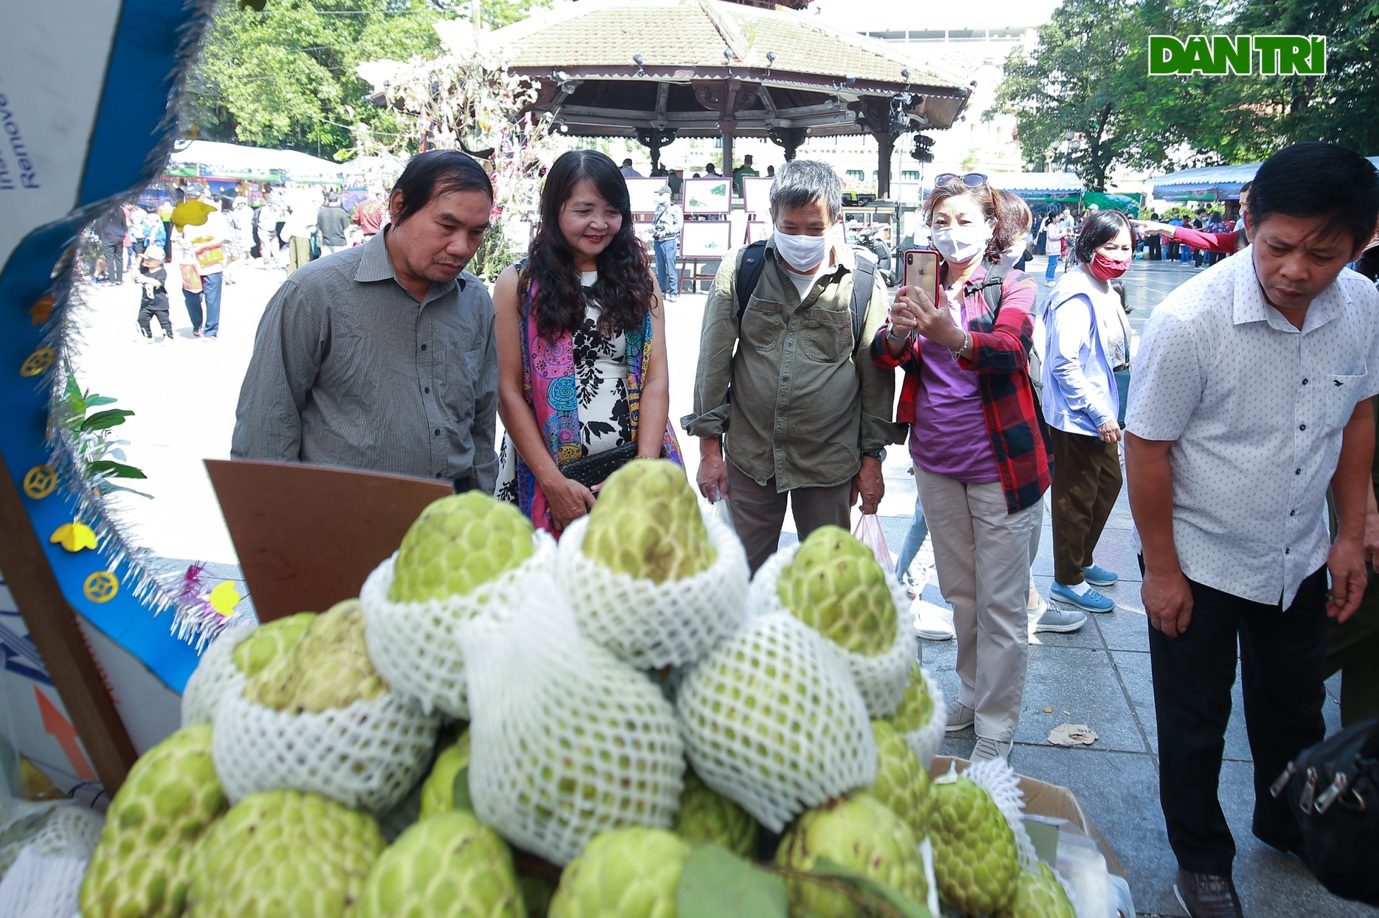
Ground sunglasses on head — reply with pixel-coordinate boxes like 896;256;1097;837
934;172;988;189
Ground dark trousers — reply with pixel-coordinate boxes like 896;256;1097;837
100;240;123;282
726;457;850;574
183;271;223;336
137;303;172;336
1049;427;1121;585
1325;568;1379;726
1148;565;1330;875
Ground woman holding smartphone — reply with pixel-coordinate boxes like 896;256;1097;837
871;174;1059;762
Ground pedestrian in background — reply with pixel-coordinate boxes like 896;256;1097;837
651;184;682;303
174;183;228;338
1041;209;1136;615
1126;142;1379;917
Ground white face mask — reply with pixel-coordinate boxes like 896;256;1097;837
773;230;828;272
930;222;992;264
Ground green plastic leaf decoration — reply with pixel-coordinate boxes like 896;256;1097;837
451;765;474;813
80;408;135;432
87;460;148;480
807;857;934;918
676;843;789;918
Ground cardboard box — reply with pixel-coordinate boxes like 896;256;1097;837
930;756;1126;879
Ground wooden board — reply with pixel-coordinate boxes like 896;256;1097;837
205;459;451;621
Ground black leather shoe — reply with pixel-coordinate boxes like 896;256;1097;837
1174;869;1244;918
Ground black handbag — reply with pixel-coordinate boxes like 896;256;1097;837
1271;716;1379;906
558;442;639;491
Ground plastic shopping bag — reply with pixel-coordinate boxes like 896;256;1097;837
852;513;895;578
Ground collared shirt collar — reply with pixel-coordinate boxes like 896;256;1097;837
1232;243;1347;333
355;225;464;296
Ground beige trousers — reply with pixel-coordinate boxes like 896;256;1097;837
917;468;1040;742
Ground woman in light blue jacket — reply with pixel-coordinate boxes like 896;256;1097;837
1041;210;1135;614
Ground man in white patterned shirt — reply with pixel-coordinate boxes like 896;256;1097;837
1125;143;1379;918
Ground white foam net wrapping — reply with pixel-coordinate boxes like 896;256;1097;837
0;846;88;918
749;543;912;718
360;532;555;720
0;802;102;918
556;509;749;669
963;757;1038;871
179;623;253;727
211;684;439;816
460;574;685;867
676;612;877;833
902;668;946;772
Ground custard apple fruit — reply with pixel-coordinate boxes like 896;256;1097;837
230;611;315;678
888;662;935;734
998;863;1077;918
187;789;384;916
243;599;387;713
549;827;691;918
357;810;523;917
776;525;896;655
419;732;471;820
672;771;758;857
869;720;934;838
582;458;715;583
775;792;927;917
930;775;1020;915
390;491;535;602
676;612;876;832
80;724;228;918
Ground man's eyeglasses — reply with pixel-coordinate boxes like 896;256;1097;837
934;172;988;189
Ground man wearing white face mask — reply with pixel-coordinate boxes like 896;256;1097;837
684;160;894;573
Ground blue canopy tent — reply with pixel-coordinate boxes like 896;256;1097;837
986;171;1085;206
1148;158;1379;201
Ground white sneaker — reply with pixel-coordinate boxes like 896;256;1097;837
911;597;955;641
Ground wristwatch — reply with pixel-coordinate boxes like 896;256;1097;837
886;326;910;344
862;448;886;461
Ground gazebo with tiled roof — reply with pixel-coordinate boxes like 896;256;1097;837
438;0;970;198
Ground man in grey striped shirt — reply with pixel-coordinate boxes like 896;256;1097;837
232;151;499;493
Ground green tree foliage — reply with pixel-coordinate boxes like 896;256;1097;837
996;0;1379;184
189;0;544;158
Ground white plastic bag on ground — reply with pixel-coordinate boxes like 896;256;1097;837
902;668;946;771
461;573;685;866
211;684;439;816
180;622;254;727
749;543;911;718
360;532;555;719
557;508;749;669
676;612;876;832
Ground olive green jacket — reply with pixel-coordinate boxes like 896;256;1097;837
683;238;895;492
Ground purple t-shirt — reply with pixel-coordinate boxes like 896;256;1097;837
909;289;1000;483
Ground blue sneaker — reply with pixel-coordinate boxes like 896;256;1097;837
1081;564;1118;587
1050;582;1115;613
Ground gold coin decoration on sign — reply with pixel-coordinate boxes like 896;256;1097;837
30;296;55;325
23;465;57;499
83;571;119;604
20;348;55;377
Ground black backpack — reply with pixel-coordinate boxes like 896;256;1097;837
734;239;875;342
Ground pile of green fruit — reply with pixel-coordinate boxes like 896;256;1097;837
77;461;1077;917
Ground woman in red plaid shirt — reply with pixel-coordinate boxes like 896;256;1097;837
872;175;1054;763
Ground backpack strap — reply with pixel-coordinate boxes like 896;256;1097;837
735;239;769;325
849;250;877;342
974;262;1010;317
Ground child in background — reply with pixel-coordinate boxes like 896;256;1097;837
134;246;174;342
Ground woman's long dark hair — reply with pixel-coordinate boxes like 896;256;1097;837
521;150;655;341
